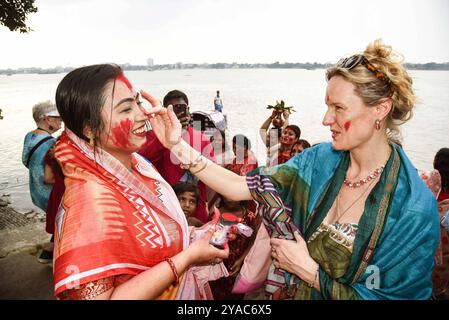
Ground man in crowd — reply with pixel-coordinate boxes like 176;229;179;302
139;90;215;223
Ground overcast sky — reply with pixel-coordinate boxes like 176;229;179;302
1;0;448;69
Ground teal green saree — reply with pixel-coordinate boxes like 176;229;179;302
246;142;439;299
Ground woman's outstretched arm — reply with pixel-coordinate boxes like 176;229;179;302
141;90;252;202
172;140;252;201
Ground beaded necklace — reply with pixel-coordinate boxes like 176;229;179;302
343;166;384;188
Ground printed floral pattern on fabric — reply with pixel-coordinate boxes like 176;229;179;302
309;223;358;251
268;222;358;300
62;277;114;300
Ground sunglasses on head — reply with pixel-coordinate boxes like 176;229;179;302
337;55;390;84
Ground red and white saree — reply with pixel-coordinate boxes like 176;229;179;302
53;129;226;299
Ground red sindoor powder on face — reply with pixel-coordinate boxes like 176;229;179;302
116;74;133;91
344;121;351;131
111;118;133;148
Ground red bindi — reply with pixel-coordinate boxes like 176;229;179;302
344;121;351;131
116;74;133;91
111;118;133;148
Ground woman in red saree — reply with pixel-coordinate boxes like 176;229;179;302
53;64;228;300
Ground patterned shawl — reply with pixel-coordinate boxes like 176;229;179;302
247;142;440;299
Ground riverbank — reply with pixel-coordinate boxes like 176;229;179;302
0;196;54;299
0;195;49;258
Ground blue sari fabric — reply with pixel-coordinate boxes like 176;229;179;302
246;142;439;299
22;132;56;211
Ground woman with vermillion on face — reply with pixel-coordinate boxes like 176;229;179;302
145;39;439;300
52;64;229;300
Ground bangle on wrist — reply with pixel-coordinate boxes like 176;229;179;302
190;158;207;174
180;154;203;170
165;257;179;286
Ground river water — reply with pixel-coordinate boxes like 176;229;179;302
0;68;448;213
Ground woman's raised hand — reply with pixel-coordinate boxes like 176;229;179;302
140;90;182;149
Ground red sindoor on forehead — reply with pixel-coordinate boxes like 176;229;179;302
116;74;133;91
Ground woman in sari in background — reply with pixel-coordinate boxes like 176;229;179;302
426;148;449;299
53;64;228;300
145;39;439;299
267;125;301;167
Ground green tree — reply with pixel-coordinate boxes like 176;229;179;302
0;0;38;33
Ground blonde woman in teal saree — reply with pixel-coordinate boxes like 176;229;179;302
142;39;440;300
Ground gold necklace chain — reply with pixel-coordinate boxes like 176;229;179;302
335;175;378;224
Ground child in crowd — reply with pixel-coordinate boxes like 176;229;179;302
290;139;311;157
173;182;204;227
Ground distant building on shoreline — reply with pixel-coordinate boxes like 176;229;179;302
1;61;448;76
147;58;154;71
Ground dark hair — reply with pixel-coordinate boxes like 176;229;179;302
163;90;189;107
284;125;301;139
292;139;311;151
173;182;199;202
232;134;251;150
210;130;226;151
55;64;122;144
298;139;311;149
434;148;449;192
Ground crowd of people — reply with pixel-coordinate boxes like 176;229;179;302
21;39;449;300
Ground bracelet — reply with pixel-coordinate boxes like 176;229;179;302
307;265;319;288
190;158;208;175
165;257;179;286
180;154;203;170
